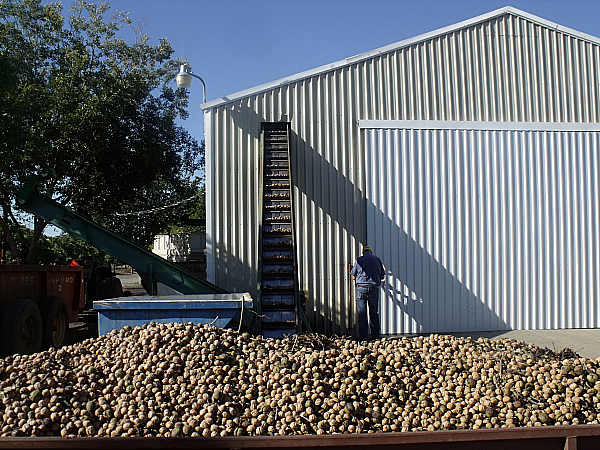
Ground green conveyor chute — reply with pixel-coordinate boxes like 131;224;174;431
17;169;225;295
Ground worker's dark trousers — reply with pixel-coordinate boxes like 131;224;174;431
356;285;380;340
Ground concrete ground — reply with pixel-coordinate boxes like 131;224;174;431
457;329;600;360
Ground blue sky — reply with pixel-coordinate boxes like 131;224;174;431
97;0;600;145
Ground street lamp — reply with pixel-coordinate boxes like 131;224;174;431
176;64;206;103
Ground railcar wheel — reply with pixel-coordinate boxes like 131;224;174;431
96;276;124;300
39;295;69;349
0;299;43;357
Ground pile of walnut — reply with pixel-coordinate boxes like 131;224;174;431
1;323;599;437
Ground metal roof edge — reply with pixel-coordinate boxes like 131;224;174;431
201;5;600;111
504;6;600;45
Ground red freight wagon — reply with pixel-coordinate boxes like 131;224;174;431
0;265;84;357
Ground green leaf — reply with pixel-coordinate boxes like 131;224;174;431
1;0;203;263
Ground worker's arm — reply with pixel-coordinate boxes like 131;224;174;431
350;260;358;279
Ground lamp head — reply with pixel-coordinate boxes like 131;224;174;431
176;64;192;89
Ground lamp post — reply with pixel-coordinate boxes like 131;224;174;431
176;64;206;103
175;63;211;282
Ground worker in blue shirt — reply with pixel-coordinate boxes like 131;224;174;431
351;245;385;341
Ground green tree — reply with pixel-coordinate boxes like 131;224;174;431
45;233;102;265
162;181;206;235
0;0;203;263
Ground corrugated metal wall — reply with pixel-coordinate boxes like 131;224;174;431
204;9;600;334
365;126;600;333
205;92;366;336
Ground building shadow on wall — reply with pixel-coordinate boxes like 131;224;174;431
208;101;264;298
290;129;510;335
375;207;510;334
217;102;509;336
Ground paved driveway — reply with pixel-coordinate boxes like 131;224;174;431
454;329;600;360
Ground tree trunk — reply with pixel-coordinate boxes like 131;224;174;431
25;216;47;264
0;205;22;263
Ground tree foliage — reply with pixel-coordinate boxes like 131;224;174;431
0;0;203;263
6;227;100;265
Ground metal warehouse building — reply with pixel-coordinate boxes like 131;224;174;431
201;6;600;336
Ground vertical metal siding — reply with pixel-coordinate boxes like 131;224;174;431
365;128;600;333
205;11;600;335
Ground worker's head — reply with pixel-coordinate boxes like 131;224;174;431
362;246;372;255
